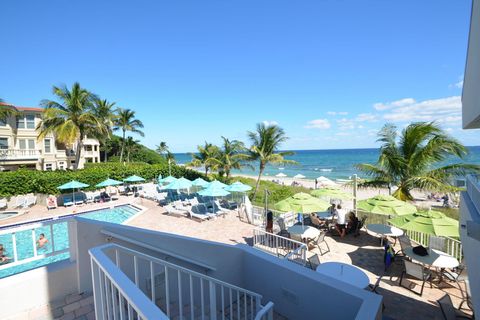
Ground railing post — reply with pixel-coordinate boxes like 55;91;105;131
209;281;217;320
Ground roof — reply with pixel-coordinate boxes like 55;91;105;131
0;102;44;112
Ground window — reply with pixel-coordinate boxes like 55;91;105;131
18;139;35;149
19;139;26;149
85;145;93;151
44;139;51;153
0;138;8;150
16;114;35;129
58;162;65;170
45;163;53;171
28;139;35;149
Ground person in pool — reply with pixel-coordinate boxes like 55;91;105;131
37;233;49;248
0;244;11;264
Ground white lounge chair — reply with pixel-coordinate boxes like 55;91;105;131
15;196;26;208
85;192;95;204
0;198;7;210
25;195;37;207
188;205;213;221
165;205;187;217
46;196;58;210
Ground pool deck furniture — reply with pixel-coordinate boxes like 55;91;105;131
316;262;370;289
366;223;404;246
404;247;459;270
317;211;334;220
287;225;320;242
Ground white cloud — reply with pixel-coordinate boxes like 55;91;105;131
449;76;464;89
355;113;377;122
327;111;349;116
336;118;355;130
262;120;278;126
381;96;461;123
305;119;331;129
374;98;416;111
335;132;350;136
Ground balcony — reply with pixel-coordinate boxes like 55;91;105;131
0;149;41;161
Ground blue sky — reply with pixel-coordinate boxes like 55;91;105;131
0;0;476;152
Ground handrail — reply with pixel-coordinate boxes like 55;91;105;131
253;227;307;265
255;301;274;320
89;245;168;320
101;229;217;271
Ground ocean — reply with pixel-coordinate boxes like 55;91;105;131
173;147;480;180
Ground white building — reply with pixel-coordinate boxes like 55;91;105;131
0;103;101;171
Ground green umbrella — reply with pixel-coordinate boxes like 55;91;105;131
57;180;89;206
274;192;330;213
95;178;123;188
387;210;459;238
123;175;145;183
311;186;354;200
159;175;177;184
192;177;209;187
207;180;228;189
225;181;252;192
357;195;417;216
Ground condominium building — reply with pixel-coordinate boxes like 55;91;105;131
0;103;101;171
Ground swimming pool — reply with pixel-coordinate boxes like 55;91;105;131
0;204;141;279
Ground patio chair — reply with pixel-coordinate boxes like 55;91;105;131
188;204;214;221
277;218;290;238
25;194;37;207
63;195;74;207
307;254;321;270
437;294;472;320
442;264;468;296
458;280;473;312
429;235;446;251
399;260;433;296
46;195;58;210
354;216;367;237
308;231;330;255
395;234;413;258
165;204;188;217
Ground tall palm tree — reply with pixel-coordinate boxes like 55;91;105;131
38;83;105;169
156;141;169;158
124;136;139;163
93;98;117;162
188;142;220;175
247;123;295;200
357;122;480;200
114;108;144;163
208;137;247;178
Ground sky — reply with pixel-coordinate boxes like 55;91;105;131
0;0;477;152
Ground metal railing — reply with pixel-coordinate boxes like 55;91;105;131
405;229;463;261
91;243;271;320
254;302;274;320
0;218;70;271
253;228;307;265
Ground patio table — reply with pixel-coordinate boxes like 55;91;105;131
366;223;404;246
317;211;335;220
287;225;320;242
404;247;459;269
316;262;370;289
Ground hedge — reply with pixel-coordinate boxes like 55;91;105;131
0;162;206;197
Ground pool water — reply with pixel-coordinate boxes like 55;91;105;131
0;205;140;278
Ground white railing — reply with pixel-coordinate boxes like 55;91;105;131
405;229;463;261
0;149;41;160
253;228;307;265
90;243;271;320
0;218;70;271
254;302;274;320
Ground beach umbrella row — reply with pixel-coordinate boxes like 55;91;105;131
357;195;417;216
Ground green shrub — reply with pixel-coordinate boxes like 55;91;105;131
0;163;206;196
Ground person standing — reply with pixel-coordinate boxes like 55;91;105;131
334;204;347;238
266;210;273;233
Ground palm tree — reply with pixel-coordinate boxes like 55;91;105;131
114;108;144;163
124;136;139;163
208;137;248;178
165;151;175;163
156;141;169;158
188;142;220;175
38;83;105;169
247;123;295;200
0;101;19;123
357;122;480;200
93;98;117;162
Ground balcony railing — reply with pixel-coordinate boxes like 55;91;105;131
0;149;41;160
253;228;307;266
90;243;272;320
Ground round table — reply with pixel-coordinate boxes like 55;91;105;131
366;224;404;246
316;262;370;289
317;211;334;220
287;225;320;242
404;247;459;269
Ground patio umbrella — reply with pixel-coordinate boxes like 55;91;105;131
123;175;145;183
357;195;417;216
198;185;231;213
387;210;459;238
192;177;209;188
274;192;330;213
95;178;123;188
57;180;89;206
225;181;252;192
275;173;287;178
311;186;354;200
159;175;177;184
293;174;306;179
164;177;193;194
316;176;337;187
157;174;162;184
207;180;228;189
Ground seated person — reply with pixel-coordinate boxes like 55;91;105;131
37;233;49;248
0;244;11;264
334;204;348;238
346;212;359;234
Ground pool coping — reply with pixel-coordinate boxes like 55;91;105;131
0;202;147;231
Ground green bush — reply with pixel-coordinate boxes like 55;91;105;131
0;162;206;196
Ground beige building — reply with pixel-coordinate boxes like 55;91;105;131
0;103;101;171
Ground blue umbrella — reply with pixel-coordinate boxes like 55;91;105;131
95;178;123;188
57;180;89;206
207;180;228;189
199;185;231;213
192;177;209;187
123;175;145;183
164;177;193;191
159;175;177;184
157;174;162;184
225;181;252;192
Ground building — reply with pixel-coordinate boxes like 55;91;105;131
460;0;480;315
0;103;101;171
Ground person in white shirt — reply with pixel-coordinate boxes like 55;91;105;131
334;204;348;238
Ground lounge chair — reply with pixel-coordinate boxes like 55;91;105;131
188;204;215;221
0;198;7;210
15;196;26;208
165;204;187;217
308;231;330;255
399;260;432;296
46;195;58;210
63;195;74;207
74;193;85;205
437;294;472;320
214;200;230;214
84;192;95;204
